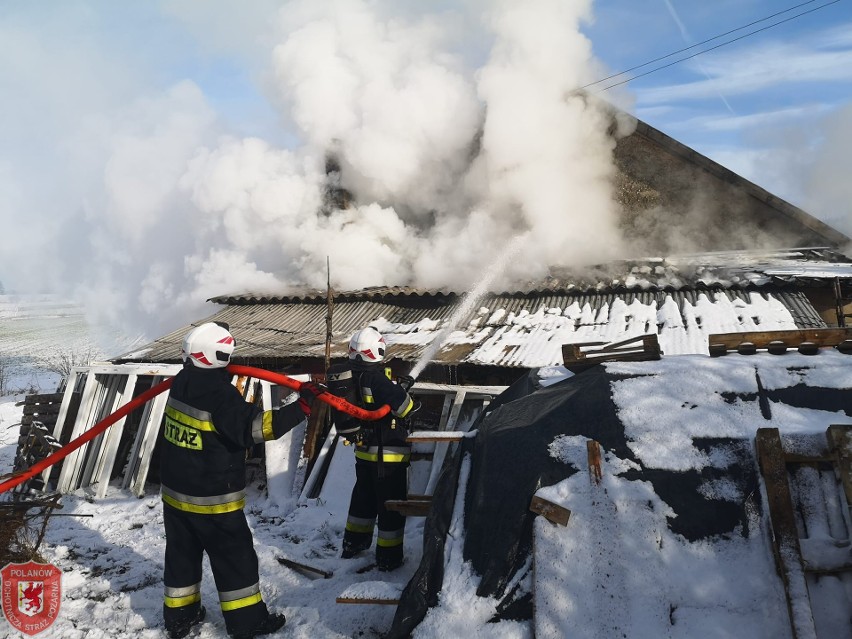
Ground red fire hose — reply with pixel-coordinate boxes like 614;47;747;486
0;365;389;495
226;365;390;422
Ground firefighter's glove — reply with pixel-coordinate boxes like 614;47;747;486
398;375;415;391
299;381;325;401
341;430;361;446
298;381;325;415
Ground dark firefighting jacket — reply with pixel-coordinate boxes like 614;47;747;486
338;362;415;465
159;364;305;514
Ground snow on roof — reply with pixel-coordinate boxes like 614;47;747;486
120;289;821;367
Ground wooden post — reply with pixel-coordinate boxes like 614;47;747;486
325;256;334;372
587;439;603;485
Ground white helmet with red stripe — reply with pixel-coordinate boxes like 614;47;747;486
348;326;386;363
181;322;236;369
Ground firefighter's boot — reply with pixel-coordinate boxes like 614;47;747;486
341;538;371;559
166;605;206;639
228;612;286;639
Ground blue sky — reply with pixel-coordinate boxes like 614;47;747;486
585;0;852;212
0;0;850;340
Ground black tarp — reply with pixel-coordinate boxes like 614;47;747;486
386;361;852;638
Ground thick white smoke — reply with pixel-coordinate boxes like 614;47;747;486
1;0;625;348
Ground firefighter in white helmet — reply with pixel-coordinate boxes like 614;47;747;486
160;322;322;639
327;326;416;571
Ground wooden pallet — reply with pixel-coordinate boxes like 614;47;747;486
709;328;852;357
562;334;661;369
756;425;852;638
20;393;64;429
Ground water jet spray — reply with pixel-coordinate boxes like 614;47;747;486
408;234;527;380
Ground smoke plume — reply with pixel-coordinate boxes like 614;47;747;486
1;0;625;349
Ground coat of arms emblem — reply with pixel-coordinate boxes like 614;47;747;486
1;561;62;636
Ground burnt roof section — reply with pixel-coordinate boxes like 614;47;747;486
209;248;852;306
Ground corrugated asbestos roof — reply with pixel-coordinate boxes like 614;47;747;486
118;248;851;369
117;288;825;369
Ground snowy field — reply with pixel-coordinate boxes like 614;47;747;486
0;294;143;394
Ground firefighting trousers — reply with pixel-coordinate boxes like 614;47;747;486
343;460;407;565
162;505;269;635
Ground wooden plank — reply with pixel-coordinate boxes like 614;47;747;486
755;428;817;639
435;393;454;431
297;425;338;502
385;499;431;517
424;389;467;497
79;374;124;490
40;370;81;490
709;328;852;351
601;333;654;352
127;377;170;497
92;373;138;498
827;424;852;506
444;390;467;432
56;371;99;493
529;495;571;527
566;350;660;366
587;440;603;485
22;404;62;416
276;556;333;579
406;431;466;442
336;597;400;605
23;393;64;404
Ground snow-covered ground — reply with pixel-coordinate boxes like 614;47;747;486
1;295;851;638
0;393;424;638
2;350;851;638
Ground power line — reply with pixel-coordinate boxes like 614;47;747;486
581;0;826;90
588;0;841;94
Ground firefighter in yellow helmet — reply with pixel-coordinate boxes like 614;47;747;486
160;322;322;639
327;327;417;572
